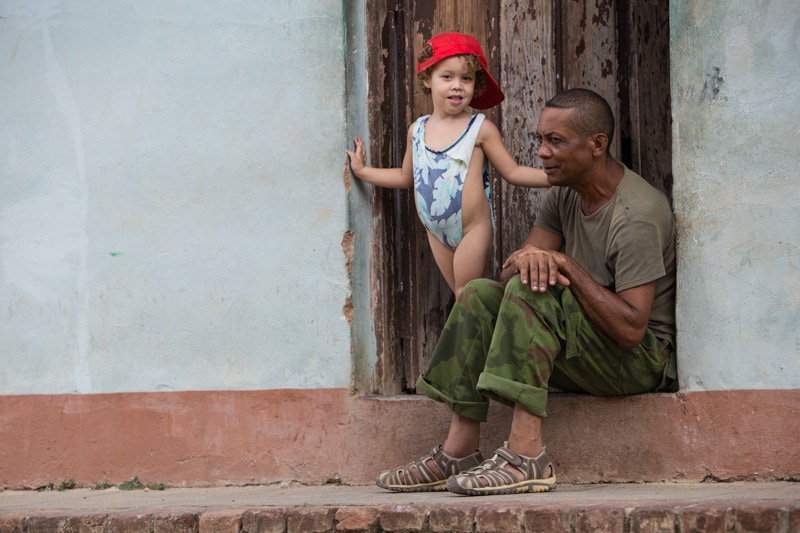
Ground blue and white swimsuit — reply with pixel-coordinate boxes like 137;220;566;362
411;114;493;250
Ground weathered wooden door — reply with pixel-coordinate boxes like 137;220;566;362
363;0;671;394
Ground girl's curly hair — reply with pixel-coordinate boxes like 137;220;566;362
416;43;489;97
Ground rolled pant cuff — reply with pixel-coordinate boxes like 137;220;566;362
415;375;490;422
477;372;549;419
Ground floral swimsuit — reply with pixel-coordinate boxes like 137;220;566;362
411;114;493;250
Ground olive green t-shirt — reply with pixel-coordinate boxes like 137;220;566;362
534;166;676;345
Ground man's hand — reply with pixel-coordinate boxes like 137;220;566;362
502;245;570;291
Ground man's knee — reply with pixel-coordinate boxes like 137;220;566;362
503;275;553;301
461;278;503;300
503;275;526;297
503;275;568;313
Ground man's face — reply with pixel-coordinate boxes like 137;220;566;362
535;107;593;187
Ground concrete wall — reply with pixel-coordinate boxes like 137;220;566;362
671;0;800;391
0;1;354;394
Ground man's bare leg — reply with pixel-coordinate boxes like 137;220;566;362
507;403;544;457
442;413;480;458
446;403;556;494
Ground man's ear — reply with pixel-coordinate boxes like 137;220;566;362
589;133;609;156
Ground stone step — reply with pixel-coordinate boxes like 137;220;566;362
1;481;798;532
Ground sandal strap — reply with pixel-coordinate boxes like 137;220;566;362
448;445;556;494
491;446;552;479
376;444;483;491
430;444;485;477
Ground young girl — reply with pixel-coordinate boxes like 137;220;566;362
347;32;548;298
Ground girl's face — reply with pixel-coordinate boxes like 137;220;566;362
424;56;476;115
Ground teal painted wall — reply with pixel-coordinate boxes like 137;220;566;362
0;1;353;393
671;0;800;389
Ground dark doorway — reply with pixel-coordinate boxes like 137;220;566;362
362;0;671;394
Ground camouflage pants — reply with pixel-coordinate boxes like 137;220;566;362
416;277;676;421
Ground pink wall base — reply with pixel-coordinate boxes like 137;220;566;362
1;389;797;489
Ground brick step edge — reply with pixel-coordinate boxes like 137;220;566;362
2;500;799;532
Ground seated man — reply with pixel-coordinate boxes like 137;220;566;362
376;88;677;496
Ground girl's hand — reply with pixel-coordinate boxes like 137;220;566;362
346;136;367;177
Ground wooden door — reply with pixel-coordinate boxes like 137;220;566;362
363;0;671;394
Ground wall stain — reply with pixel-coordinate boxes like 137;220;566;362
702;66;724;100
341;231;354;275
342;159;351;191
601;58;613;78
592;0;613;27
342;297;354;326
575;36;586;57
341;231;354;326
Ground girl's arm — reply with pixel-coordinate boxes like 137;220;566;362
478;119;549;188
346;128;414;189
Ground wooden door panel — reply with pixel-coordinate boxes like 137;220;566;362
617;0;673;198
495;0;556;265
559;0;621;157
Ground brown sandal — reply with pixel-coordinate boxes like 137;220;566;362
446;445;556;496
376;444;483;493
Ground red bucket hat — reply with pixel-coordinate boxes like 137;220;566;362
416;32;505;110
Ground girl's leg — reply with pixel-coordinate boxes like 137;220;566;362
452;220;493;298
427;232;456;294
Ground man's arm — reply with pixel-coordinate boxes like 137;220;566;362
554;254;656;350
502;227;655;349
